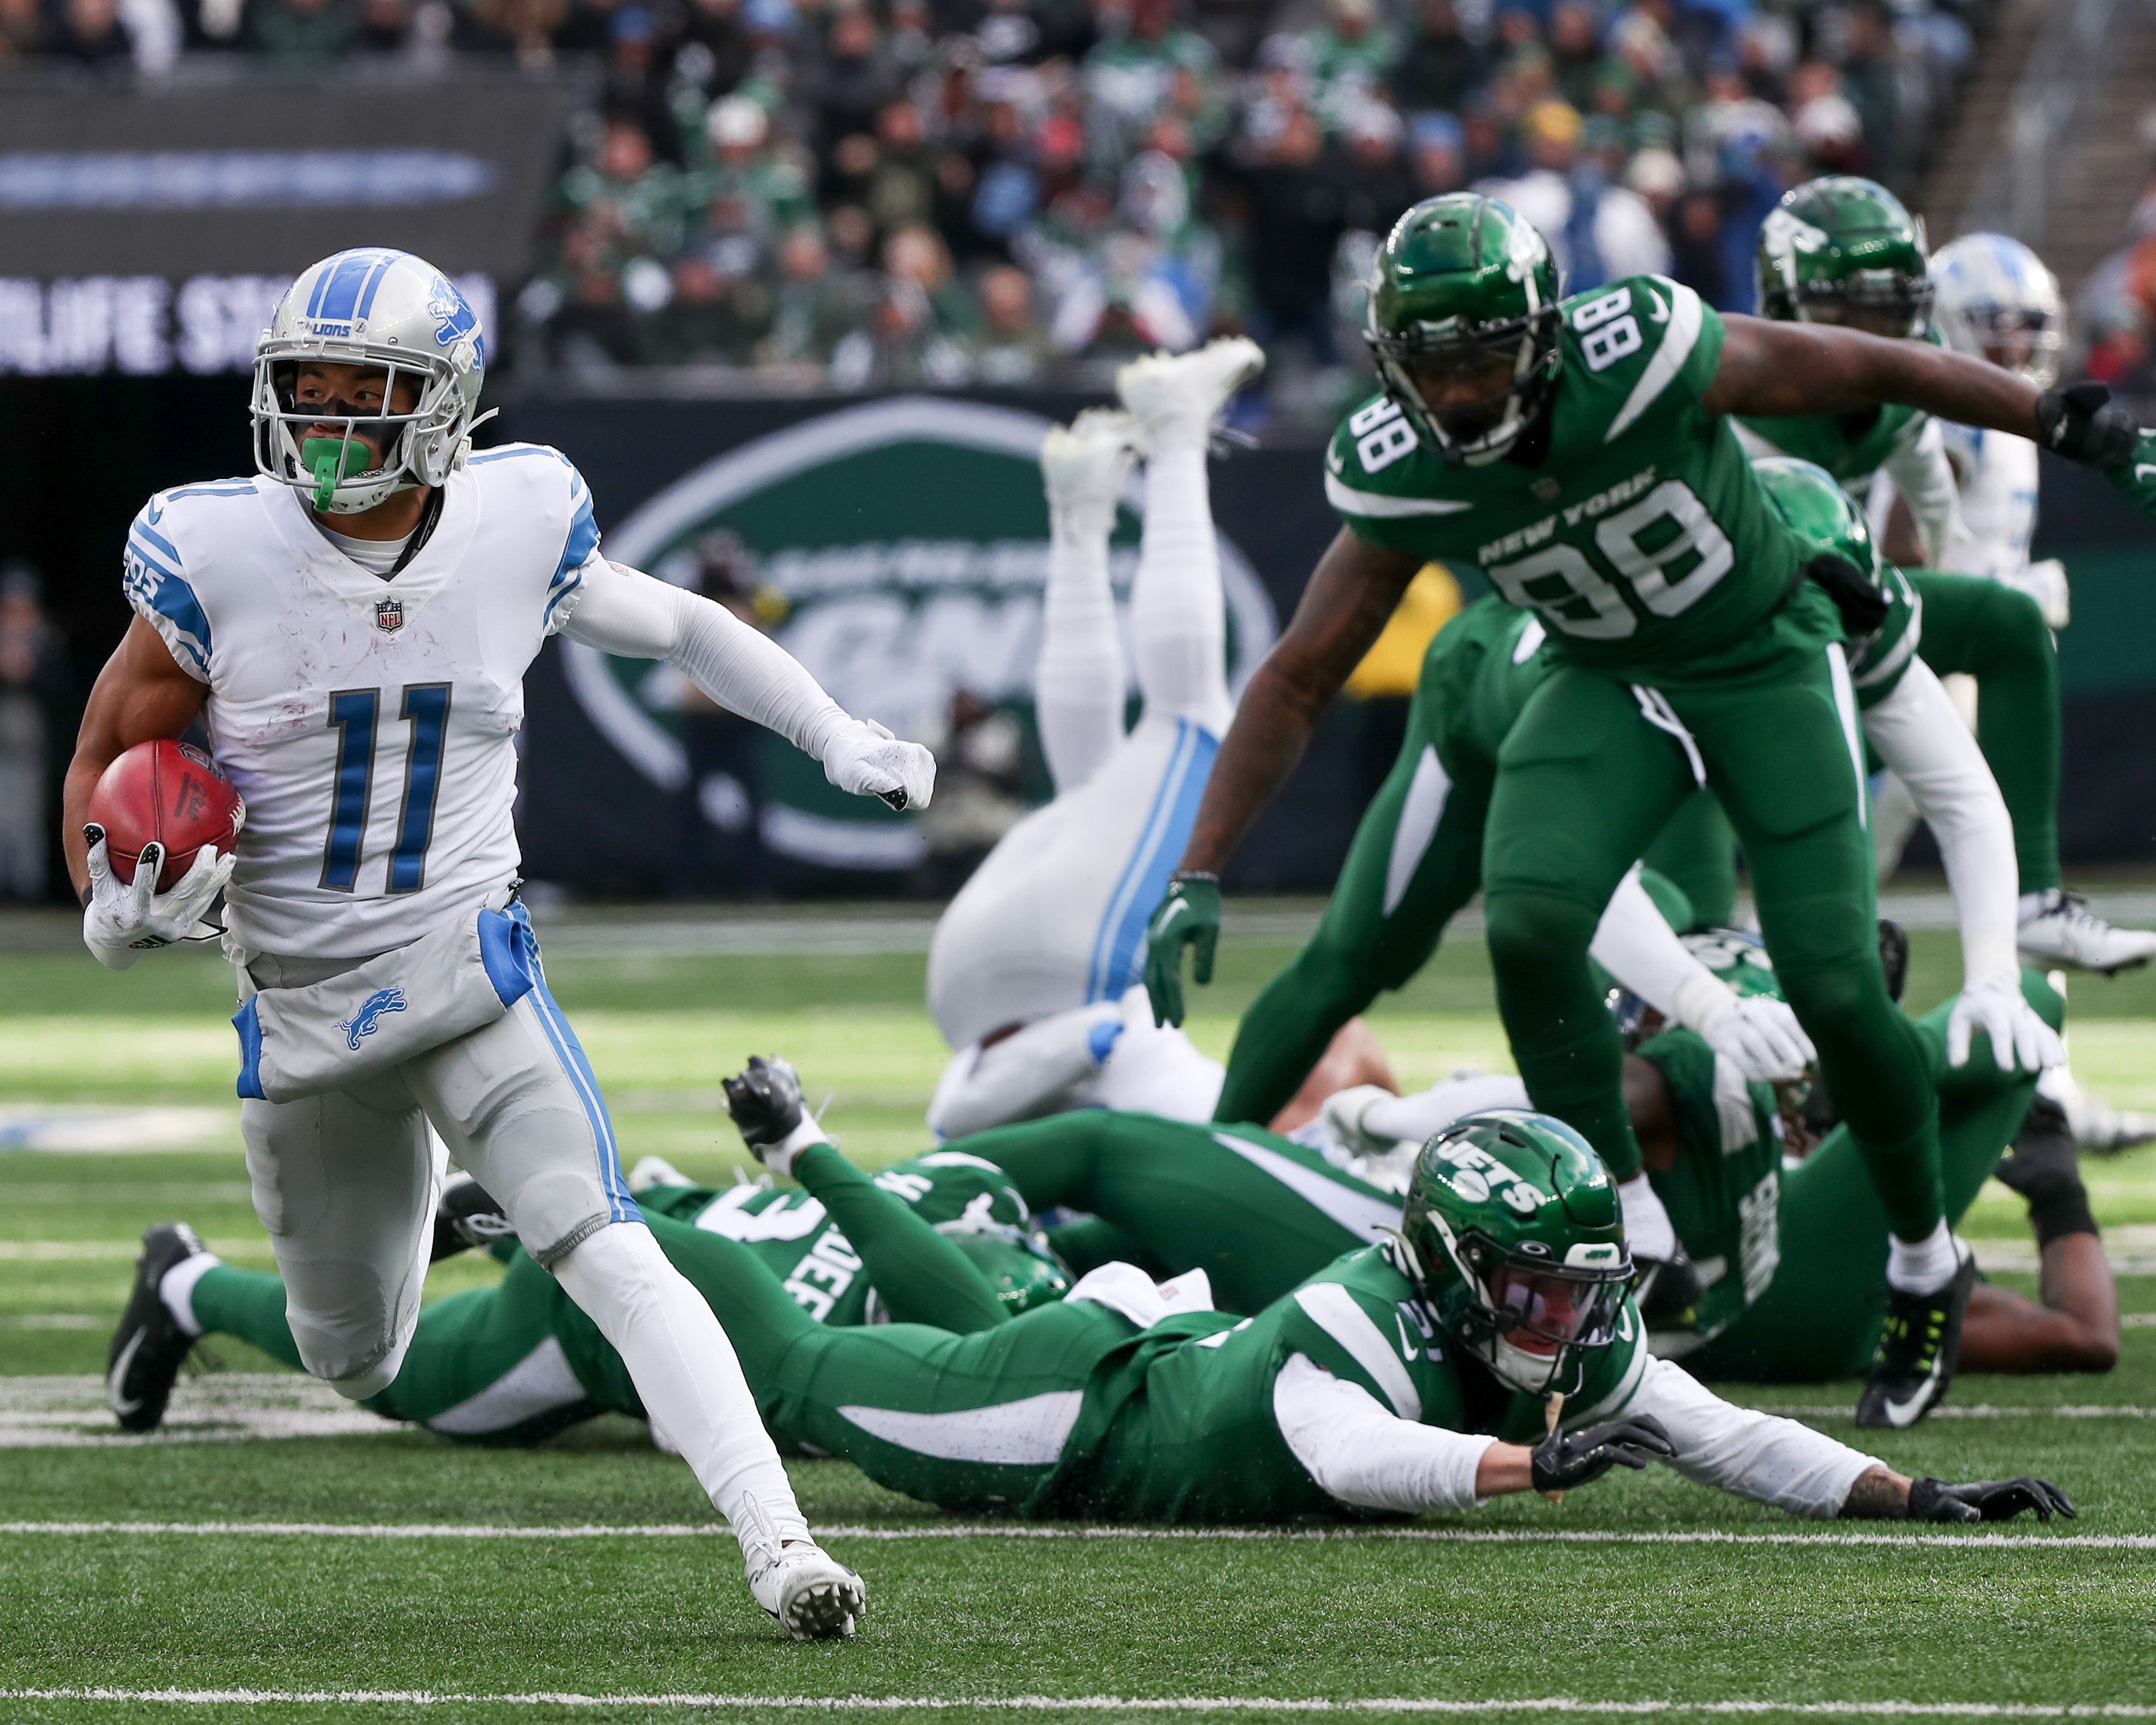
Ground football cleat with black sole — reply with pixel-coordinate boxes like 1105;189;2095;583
1857;1242;1977;1430
107;1222;206;1433
430;1175;516;1263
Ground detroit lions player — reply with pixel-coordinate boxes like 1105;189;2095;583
69;249;929;1641
922;338;1269;1136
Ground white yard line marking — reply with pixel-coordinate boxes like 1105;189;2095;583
0;1373;391;1447
0;1690;2151;1716
0;1522;2131;1550
1761;1405;2156;1420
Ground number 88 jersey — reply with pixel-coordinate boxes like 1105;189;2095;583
1326;276;1827;685
121;444;602;961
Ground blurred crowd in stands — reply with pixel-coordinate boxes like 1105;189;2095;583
2080;127;2156;400
2;0;1993;419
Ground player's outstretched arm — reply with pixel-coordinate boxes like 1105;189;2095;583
560;559;935;812
1704;317;2048;435
1144;529;1420;1024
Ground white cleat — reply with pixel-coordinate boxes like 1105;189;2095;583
2064;1091;2156;1158
2016;889;2156;975
740;1497;865;1641
1115;335;1265;443
627;1154;692;1193
1040;409;1142;523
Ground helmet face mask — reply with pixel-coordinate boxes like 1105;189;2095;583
1365;194;1564;466
1399;1109;1633;1397
1757;177;1933;341
252;248;487;516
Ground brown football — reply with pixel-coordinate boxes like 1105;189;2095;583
86;740;246;891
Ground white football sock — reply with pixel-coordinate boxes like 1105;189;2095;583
1037;493;1126;796
1885;1219;1960;1295
553;1222;810;1555
1616;1174;1679;1263
1131;439;1231;734
159;1251;219;1337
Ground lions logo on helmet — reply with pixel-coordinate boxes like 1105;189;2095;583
1394;1109;1633;1397
252;248;491;517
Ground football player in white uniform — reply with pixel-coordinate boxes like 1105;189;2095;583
922;338;1276;1137
68;249;934;1641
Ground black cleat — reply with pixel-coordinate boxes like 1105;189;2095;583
107;1223;206;1433
1857;1243;1977;1430
1634;1253;1706;1327
430;1175;515;1263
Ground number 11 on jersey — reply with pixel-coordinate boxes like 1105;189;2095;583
320;683;453;894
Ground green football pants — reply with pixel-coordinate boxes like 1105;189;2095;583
953;1111;1400;1314
1482;649;1943;1242
1912;571;2061;896
1637;787;1739;930
1686;971;2058;1381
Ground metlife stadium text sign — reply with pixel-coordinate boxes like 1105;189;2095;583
0;72;564;374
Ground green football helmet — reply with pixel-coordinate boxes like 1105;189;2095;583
1365;193;1565;466
1755;175;1932;337
1397;1110;1632;1397
1749;454;1878;576
941;1221;1073;1317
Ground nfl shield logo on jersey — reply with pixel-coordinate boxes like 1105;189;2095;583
374;598;404;634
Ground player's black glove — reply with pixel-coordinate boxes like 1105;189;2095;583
723;1055;807;1152
1530;1414;1676;1494
1803;553;1889;637
2036;382;2140;470
1907;1476;2077;1524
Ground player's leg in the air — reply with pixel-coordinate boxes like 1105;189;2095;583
1214;680;1494;1127
924;343;1262;1134
952;1109;1401;1314
1638;788;1740;931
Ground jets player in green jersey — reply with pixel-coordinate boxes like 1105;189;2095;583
1212;457;2059;1303
1735;175;2156;979
1142;189;2156;1429
580;1107;2075;1527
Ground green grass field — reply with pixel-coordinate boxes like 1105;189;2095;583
2;909;2154;1722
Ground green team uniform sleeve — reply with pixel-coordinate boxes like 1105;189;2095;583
1845;557;1923;708
1736;399;1927;489
1635;1025;1784;1352
1325;277;1821;685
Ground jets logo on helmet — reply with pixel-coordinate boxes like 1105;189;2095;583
1755;176;1932;337
1364;193;1565;467
252;248;493;517
1930;232;2064;388
1395;1109;1632;1397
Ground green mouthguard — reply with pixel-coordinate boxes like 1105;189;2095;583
300;437;374;510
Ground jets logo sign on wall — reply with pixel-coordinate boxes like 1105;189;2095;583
565;397;1276;872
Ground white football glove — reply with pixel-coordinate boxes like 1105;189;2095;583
822;718;936;812
81;830;234;972
1317;1084;1403;1160
1948;973;2064;1073
1671;972;1816;1084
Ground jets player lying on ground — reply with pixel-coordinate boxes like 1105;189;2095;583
923;341;1394;1139
1197;455;2060;1320
1144;192;2156;1430
78;248;933;1639
1736;178;2155;983
125;983;2114;1466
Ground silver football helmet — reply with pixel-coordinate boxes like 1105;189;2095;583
1931;232;2065;388
251;249;489;516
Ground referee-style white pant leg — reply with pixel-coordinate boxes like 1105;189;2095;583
405;986;811;1549
240;1075;440;1400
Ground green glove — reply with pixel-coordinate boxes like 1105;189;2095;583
1143;871;1221;1028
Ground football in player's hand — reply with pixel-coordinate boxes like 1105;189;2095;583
86;740;245;891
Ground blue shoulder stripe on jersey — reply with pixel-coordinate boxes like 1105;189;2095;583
166;483;256;501
548;480;601;617
126;552;213;673
131;518;181;564
467;446;550;465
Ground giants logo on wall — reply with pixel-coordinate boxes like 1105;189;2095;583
564;397;1277;872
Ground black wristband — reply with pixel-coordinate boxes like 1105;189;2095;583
2025;1177;2100;1249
